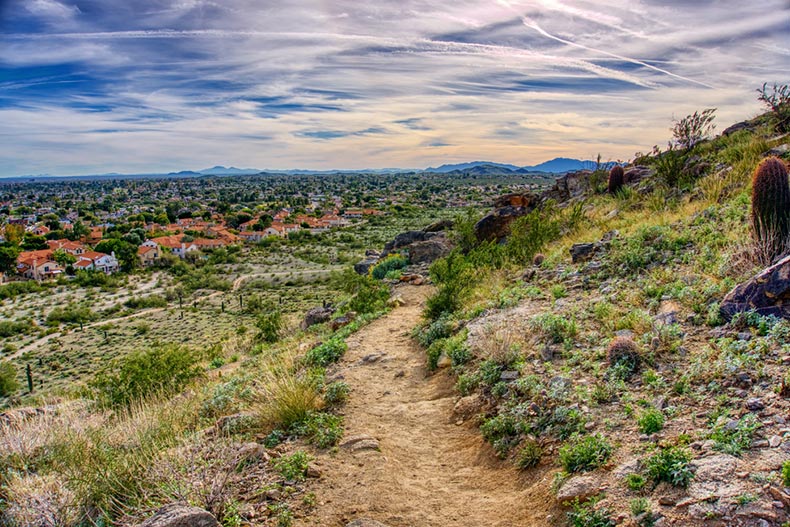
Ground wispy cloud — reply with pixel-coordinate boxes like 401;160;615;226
0;0;787;176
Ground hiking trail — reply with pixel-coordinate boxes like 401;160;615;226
301;284;561;527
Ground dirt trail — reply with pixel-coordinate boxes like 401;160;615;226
303;285;560;527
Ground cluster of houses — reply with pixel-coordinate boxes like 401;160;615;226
16;239;120;281
2;207;384;281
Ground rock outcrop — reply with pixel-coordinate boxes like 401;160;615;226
139;504;219;527
720;254;790;319
474;192;539;242
302;305;336;329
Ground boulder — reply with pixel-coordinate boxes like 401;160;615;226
139;504;219;527
493;193;538;209
383;231;433;254
423;219;454;232
722;120;755;136
556;475;603;503
624;166;652;184
542;171;591;203
407;235;452;264
354;257;379;275
570;243;597;263
302;306;335;329
720;254;790;320
330;312;357;331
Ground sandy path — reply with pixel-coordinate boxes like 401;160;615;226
302;285;560;527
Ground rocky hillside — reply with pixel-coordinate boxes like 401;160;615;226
410;108;790;526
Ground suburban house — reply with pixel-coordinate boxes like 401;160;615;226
239;231;265;243
75;251;120;274
47;239;87;255
147;236;199;259
137;245;161;267
262;222;301;238
16;250;64;281
31;225;50;236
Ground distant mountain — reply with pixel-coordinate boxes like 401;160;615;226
426;161;522;173
425;158;614;175
198;166;262;175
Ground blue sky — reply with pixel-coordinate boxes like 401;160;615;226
0;0;788;176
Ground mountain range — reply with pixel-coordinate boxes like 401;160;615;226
2;157;612;182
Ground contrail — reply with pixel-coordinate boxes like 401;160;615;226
522;17;715;89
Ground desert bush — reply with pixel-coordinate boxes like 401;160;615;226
480;413;520;458
650;143;687;188
751;156;790;263
531;313;577;345
757;82;790;133
709;413;759;456
426;250;474;319
260;375;321;430
671;108;716;150
290;411;343;448
567;498;614;527
336;269;389;314
370;254;408;280
516;440;542;469
413;315;455;347
645;446;693;487
607;336;642;376
608;165;624;194
0;361;19;397
0;281;45;300
305;337;347;367
256;308;284;344
89;344;203;407
123;294;167;310
45;304;96;327
559;434;613;473
637;407;664;435
0;320;34;338
323;381;350;406
504;206;561;264
782;460;790;487
273;451;312;482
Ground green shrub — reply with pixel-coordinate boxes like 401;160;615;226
757;82;790;133
426;250;474;320
645;446;693;487
323;381;350;406
0;361;19;397
531;313;577;345
370;254;408;280
290;411;344;448
414;315;455;347
709;413;759;456
516;440;542;469
782;460;790;487
45;303;96;327
123;294;168;310
305;338;347;367
559;434;613;473
567;498;614;527
481;413;520;458
337;269;390;314
637;408;664;435
626;473;646;492
273;451;313;482
89;344;203;407
0;320;34;338
256;309;284;343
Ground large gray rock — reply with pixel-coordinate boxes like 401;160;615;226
302;306;335;329
139;504;219;527
720;254;790;320
473;193;540;242
556;475;603;503
407;235;452;264
354;257;379;275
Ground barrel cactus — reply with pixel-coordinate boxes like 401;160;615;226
751;156;790;261
608;165;625;194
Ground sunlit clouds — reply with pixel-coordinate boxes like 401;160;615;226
0;0;787;176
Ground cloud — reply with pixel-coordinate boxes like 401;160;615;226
0;0;787;175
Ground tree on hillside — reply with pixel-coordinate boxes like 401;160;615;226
0;245;20;275
95;239;137;271
21;235;47;251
